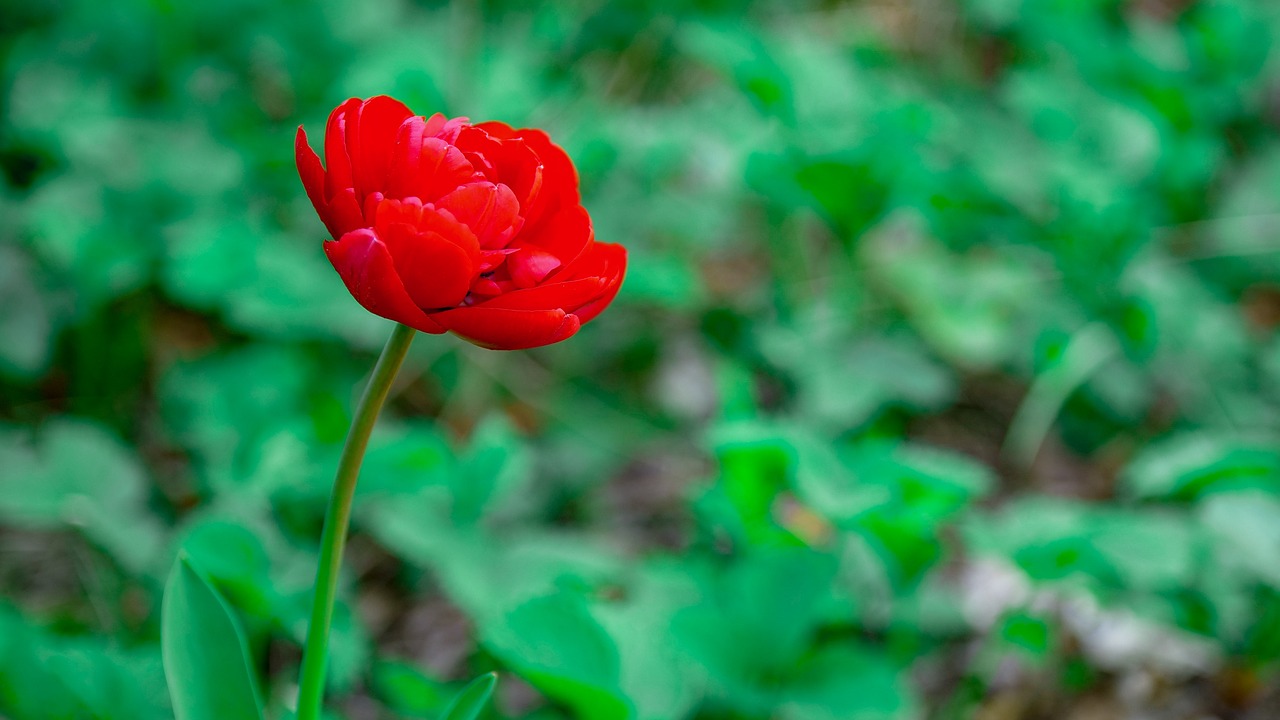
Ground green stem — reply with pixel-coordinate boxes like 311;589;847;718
296;323;416;720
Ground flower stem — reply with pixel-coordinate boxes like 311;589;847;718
296;322;416;720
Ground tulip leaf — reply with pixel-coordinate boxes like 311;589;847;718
161;553;264;720
440;672;498;720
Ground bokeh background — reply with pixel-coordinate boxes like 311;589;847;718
4;0;1280;718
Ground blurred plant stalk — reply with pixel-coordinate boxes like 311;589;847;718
296;323;417;720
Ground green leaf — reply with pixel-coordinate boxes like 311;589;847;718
709;421;796;543
778;645;916;720
673;547;839;710
594;563;705;720
161;554;264;720
440;672;498;720
850;507;943;590
480;592;629;720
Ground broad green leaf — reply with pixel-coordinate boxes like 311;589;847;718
440;673;498;720
161;205;385;347
177;519;274;615
778;645;916;720
673;547;839;709
594;562;705;720
849;507;943;590
708;421;796;543
357;421;454;497
837;440;995;520
480;593;629;720
615;252;703;308
161;554;264;720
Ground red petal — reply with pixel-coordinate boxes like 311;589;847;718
455;126;544;209
323;98;361;201
381;225;475;310
390;115;428;187
572;282;622;325
323;188;366;239
559;242;626;324
375;197;480;257
516;128;580;226
421;112;450;137
324;228;447;334
422;112;469;142
295;127;328;221
478;248;519;273
479;277;606;312
372;195;425;224
348;96;415;201
472;120;516;139
432;306;581;350
558;239;624;279
468;277;505;296
513;129;578;199
473;123;579;230
389;122;478;202
436;182;522;249
507;247;562;288
514;204;593;273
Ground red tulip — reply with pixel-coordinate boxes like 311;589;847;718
295;96;625;350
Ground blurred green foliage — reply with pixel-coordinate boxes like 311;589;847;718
4;0;1280;717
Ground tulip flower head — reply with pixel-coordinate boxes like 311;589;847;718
296;96;625;350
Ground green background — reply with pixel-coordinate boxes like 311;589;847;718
4;0;1280;717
